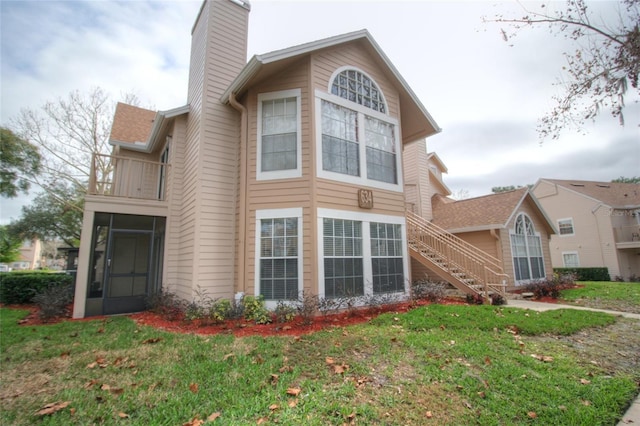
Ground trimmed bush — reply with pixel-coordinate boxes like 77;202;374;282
0;272;74;304
553;267;610;281
33;283;74;321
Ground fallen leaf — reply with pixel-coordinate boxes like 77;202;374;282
110;388;124;396
35;401;70;416
97;327;104;333
582;400;591;406
142;337;162;344
84;379;98;389
269;404;279;411
254;354;264;364
279;365;293;373
60;351;70;358
484;356;491;365
325;357;335;365
70;407;76;415
286;387;301;396
101;384;111;391
528;412;537;418
182;417;204;426
270;374;279;385
207;412;221;421
189;383;199;393
87;362;98;369
118;412;129;418
425;410;433;418
333;363;349;375
288;399;298;408
531;354;553;362
580;378;591;385
257;417;267;424
223;353;235;361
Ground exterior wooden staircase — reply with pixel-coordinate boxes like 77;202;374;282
406;210;509;301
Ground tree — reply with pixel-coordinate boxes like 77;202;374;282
488;0;640;140
492;184;533;194
0;225;22;264
9;183;84;248
9;87;141;214
0;127;41;198
612;176;640;183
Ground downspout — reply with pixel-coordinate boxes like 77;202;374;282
228;92;248;296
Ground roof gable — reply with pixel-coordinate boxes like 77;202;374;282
110;103;156;145
432;188;554;234
540;179;640;208
221;29;440;144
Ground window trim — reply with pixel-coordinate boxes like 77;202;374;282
327;66;389;114
254;208;303;308
317;208;408;300
509;213;546;284
315;90;403;192
257;89;302;181
562;251;580;268
557;217;575;236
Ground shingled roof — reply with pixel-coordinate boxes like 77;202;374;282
432;187;530;232
109;102;156;145
540;179;640;208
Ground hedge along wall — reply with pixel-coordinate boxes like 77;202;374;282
0;272;74;304
553;267;610;282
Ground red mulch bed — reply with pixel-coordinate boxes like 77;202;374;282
5;298;469;337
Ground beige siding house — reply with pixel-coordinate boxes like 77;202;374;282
429;188;556;288
532;179;640;280
73;0;516;317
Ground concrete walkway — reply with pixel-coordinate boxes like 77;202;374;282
506;299;640;424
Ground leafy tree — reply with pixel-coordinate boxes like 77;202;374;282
492;184;533;193
0;225;22;264
9;183;84;248
612;176;640;183
0;127;41;198
488;0;640;139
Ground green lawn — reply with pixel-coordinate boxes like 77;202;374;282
1;304;638;425
560;281;640;314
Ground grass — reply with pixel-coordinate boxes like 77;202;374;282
560;281;640;314
1;304;638;425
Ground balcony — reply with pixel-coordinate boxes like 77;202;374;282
88;154;169;201
614;224;640;249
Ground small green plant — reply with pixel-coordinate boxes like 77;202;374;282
274;301;297;323
242;295;271;324
208;298;232;323
32;283;73;321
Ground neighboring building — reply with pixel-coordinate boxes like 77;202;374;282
73;0;511;318
8;239;44;270
532;179;640;280
428;188;555;288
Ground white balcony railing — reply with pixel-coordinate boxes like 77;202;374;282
88;153;169;201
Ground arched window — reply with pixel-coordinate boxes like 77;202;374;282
330;68;387;114
510;213;545;283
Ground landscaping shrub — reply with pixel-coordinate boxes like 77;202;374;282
523;279;562;299
274;301;297;323
465;293;484;305
32;283;73;321
490;293;506;306
146;287;184;321
411;278;447;302
0;272;73;304
554;267;610;281
209;298;232;323
242;295;271;324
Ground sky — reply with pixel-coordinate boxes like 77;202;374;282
1;0;638;224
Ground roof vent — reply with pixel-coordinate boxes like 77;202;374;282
570;183;585;187
596;184;610;188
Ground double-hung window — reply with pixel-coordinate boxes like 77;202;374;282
562;252;580;267
257;89;301;180
370;222;404;293
557;218;574;236
322;218;364;298
256;209;303;302
316;68;401;191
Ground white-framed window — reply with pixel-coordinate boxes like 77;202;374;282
510;213;546;283
330;67;387;113
257;89;302;180
562;252;580;267
557;218;574;236
318;208;408;299
255;208;303;305
316;74;402;192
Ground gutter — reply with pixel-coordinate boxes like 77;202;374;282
227;93;248;295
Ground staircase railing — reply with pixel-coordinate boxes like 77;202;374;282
406;210;508;299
